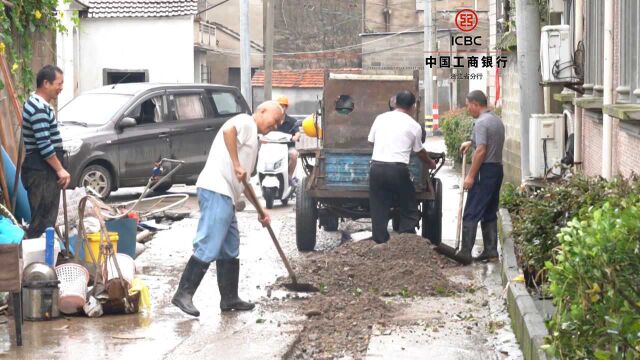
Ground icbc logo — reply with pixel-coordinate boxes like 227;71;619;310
455;9;478;32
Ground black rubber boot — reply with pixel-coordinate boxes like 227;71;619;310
217;259;255;312
172;255;210;317
474;220;499;262
455;222;478;266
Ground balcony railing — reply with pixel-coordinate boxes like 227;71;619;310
194;21;217;50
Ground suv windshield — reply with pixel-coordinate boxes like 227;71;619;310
59;93;133;126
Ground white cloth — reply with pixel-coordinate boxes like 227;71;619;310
368;110;423;164
196;113;258;204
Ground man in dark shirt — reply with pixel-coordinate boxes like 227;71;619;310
456;90;505;265
22;65;70;238
276;96;300;183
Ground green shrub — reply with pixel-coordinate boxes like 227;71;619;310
502;176;640;280
439;108;474;163
545;199;640;358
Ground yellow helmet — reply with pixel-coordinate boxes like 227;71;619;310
302;113;322;138
276;95;289;107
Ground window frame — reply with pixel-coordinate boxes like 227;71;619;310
584;0;604;97
122;91;166;127
208;90;245;117
168;91;213;122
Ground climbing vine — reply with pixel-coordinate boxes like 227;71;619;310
0;0;74;100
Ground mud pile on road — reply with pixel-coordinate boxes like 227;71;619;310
276;233;460;359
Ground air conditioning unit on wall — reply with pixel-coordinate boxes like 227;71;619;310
529;114;565;178
540;25;576;83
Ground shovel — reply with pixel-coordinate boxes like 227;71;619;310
435;151;470;264
241;178;318;292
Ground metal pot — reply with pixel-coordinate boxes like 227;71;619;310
22;262;60;321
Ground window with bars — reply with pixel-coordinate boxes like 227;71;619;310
583;0;604;97
616;0;640;103
201;64;210;84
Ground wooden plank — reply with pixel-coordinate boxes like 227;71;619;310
0;54;20;164
0;54;21;124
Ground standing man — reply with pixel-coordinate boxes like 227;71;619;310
457;90;505;264
22;65;70;238
275;95;300;184
368;90;436;244
389;95;427;143
172;101;283;316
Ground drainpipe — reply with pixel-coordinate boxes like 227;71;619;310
602;0;614;178
573;0;583;170
383;0;390;32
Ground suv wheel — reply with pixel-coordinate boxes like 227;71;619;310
80;164;112;199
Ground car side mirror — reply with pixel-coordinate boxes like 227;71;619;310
118;117;137;130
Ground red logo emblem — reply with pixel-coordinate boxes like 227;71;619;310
455;9;479;32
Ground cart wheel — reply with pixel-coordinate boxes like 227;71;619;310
296;177;317;251
152;182;173;194
264;187;276;209
422;178;442;245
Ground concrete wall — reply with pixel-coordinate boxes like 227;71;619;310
488;0;498;105
500;53;522;185
252;87;321;116
200;0;263;45
273;0;362;69
199;0;263;86
362;32;424;70
365;0;489;33
77;16;194;94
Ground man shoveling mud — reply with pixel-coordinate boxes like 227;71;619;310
172;101;283;316
456;90;505;264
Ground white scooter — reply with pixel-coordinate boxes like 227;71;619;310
256;131;296;209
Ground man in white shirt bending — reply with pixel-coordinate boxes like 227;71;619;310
368;90;436;244
172;101;283;316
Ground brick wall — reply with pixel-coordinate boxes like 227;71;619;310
362;32;423;69
618;130;640;177
274;0;362;69
500;53;521;185
580;0;640;178
582;114;603;176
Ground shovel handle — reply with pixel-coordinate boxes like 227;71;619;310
241;178;298;284
455;152;467;249
62;190;70;257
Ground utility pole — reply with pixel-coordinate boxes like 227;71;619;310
515;0;544;181
240;0;252;108
424;0;433;135
264;0;274;101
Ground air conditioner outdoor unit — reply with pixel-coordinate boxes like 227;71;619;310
540;25;576;83
529;114;565;178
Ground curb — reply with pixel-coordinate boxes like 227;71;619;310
498;209;549;360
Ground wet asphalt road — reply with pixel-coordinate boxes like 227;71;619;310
0;137;522;359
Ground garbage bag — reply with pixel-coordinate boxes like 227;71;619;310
0;216;24;244
128;278;151;312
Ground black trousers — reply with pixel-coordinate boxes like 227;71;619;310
22;166;60;239
463;163;503;224
369;161;418;243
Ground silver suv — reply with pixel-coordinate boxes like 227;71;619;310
59;83;250;198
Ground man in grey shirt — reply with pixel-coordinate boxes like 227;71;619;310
456;90;505;265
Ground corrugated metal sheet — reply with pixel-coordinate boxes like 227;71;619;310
321;152;426;191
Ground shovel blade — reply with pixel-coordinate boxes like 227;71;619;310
283;282;319;293
435;243;472;265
